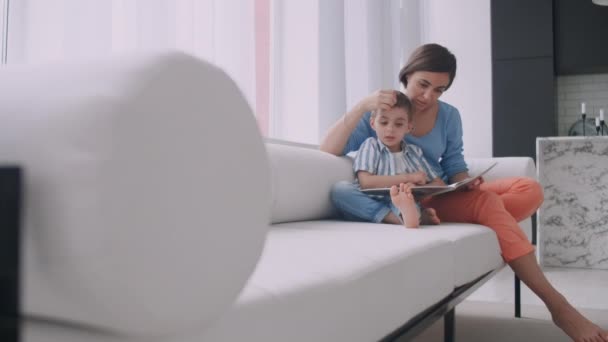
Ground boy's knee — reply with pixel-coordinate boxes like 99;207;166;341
330;181;356;201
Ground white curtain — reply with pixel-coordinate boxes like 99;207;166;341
3;0;422;143
271;0;421;144
6;0;256;109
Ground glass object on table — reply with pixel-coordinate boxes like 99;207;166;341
568;118;608;136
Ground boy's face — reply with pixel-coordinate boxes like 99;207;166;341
370;107;413;152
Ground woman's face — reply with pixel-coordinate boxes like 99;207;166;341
404;71;451;112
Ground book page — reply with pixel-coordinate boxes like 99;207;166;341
360;162;498;199
448;162;498;190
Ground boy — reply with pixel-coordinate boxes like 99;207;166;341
332;92;445;228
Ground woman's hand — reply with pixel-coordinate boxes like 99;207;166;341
463;176;484;191
358;89;397;113
450;172;483;191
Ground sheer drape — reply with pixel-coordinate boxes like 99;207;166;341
271;0;420;144
4;0;422;144
6;0;257;109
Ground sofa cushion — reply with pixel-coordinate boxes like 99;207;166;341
267;142;354;223
416;224;505;286
0;52;270;336
267;142;537;240
201;221;454;342
281;222;504;287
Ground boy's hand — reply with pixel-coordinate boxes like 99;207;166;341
410;171;427;185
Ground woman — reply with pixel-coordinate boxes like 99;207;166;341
320;43;607;342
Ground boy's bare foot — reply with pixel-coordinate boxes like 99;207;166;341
551;302;608;342
420;208;441;225
390;183;420;228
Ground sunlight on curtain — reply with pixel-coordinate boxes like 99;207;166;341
270;0;413;144
6;0;257;111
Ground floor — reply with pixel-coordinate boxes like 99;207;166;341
411;264;608;341
467;264;608;312
413;301;608;342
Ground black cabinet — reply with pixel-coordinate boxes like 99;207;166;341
491;0;556;160
554;0;608;75
493;58;555;158
491;0;553;60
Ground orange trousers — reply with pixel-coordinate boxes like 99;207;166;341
422;177;543;263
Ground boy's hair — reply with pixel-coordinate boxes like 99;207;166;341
372;91;413;121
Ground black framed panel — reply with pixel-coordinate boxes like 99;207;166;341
491;0;553;60
554;0;608;75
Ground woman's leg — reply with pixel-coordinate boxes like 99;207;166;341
510;252;608;342
480;177;543;222
425;190;608;341
424;189;534;261
330;181;400;224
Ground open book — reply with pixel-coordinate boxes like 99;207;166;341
361;162;498;199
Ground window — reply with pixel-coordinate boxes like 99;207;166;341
268;0;415;144
4;0;420;144
6;0;266;130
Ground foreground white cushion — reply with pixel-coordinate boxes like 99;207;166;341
0;52;270;336
200;221;454;342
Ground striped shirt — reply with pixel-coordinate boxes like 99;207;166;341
343;101;468;182
353;137;438;182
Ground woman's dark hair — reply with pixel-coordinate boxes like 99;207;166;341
398;43;457;90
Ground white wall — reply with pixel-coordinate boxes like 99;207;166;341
422;0;493;158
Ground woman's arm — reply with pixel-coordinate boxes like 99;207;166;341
320;90;396;156
440;106;469;181
448;171;470;184
357;171;427;189
427;177;447;187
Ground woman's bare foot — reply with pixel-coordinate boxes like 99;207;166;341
390;183;420;228
551;302;608;342
420;208;441;225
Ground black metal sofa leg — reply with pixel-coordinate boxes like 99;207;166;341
0;167;22;342
514;275;521;318
444;308;455;342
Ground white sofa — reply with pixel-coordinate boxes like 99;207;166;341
0;52;536;342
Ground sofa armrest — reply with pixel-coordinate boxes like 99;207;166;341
466;157;536;182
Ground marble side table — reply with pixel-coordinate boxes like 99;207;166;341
536;137;608;269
